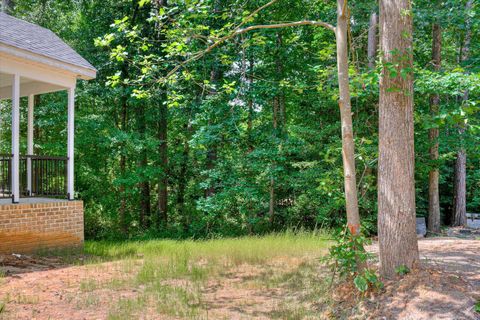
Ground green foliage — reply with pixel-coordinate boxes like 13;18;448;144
326;230;371;277
475;300;480;313
2;0;479;240
325;227;382;293
395;265;411;276
354;269;383;293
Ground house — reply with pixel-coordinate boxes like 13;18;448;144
0;12;96;252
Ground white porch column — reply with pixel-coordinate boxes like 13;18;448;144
11;74;20;203
27;94;34;195
67;87;75;200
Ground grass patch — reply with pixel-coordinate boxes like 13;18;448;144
107;295;148;320
86;230;330;265
78;231;332;319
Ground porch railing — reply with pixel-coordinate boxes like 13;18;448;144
0;154;68;199
0;154;12;199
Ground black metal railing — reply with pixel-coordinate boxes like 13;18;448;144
0;155;67;200
0;154;12;199
20;155;68;198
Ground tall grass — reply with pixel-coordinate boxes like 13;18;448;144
85;230;331;266
83;231;332;319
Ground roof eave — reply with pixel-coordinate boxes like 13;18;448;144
0;43;97;80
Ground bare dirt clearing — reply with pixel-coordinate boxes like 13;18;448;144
0;238;479;320
365;238;480;320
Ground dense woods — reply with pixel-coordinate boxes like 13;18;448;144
0;0;479;243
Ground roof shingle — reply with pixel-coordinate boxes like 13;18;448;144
0;12;96;72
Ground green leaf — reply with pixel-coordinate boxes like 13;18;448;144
395;265;410;276
138;0;151;8
354;275;369;292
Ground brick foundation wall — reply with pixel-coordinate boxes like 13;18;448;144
0;200;84;253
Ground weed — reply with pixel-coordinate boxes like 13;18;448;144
107;295;147;320
395;265;410;276
324;226;382;293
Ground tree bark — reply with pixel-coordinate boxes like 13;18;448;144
453;149;467;226
119;94;128;234
136;104;151;229
428;22;441;234
269;32;284;225
378;0;419;278
336;0;361;235
247;56;255;153
33;95;41;154
154;0;168;227
157;98;168;226
269;95;278;224
452;0;472;227
177;120;191;228
205;66;220;198
367;12;378;69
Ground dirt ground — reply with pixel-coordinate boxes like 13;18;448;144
0;238;479;320
365;238;480;320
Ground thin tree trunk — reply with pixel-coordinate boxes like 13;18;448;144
269;32;285;226
269;95;278;224
177;120;191;229
378;0;419;278
157;98;168;226
205;66;220;198
247;58;254;152
367;12;378;69
336;0;361;235
119;94;128;234
33;95;41;154
428;22;441;234
245;52;255;153
452;0;472;227
453;149;467;226
137;104;151;229
154;0;168;227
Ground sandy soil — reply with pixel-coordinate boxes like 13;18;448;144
0;238;479;320
364;238;480;320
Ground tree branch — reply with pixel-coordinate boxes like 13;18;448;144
234;0;280;30
163;20;335;80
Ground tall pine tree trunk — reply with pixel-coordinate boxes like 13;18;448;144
378;0;419;277
336;0;361;235
428;22;441;234
367;12;378;69
452;0;472;227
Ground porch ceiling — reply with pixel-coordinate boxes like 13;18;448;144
0;71;66;100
